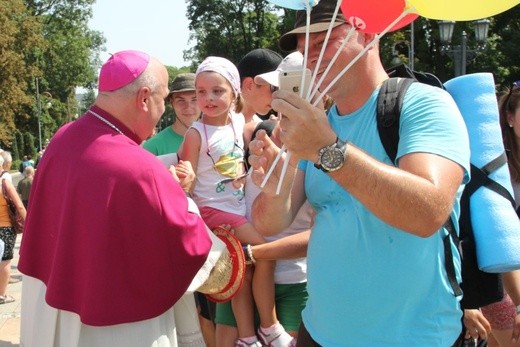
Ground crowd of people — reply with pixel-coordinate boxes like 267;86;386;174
0;150;29;305
0;152;27;305
1;0;519;346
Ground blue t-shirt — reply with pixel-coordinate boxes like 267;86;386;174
301;82;470;346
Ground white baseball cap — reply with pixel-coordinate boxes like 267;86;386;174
254;52;304;87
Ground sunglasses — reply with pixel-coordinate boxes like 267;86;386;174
206;141;245;180
505;80;520;111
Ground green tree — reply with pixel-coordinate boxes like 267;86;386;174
0;0;45;148
11;133;20;162
186;0;284;66
15;131;24;161
79;89;96;115
185;1;518;90
380;10;520;88
22;132;36;157
24;0;105;135
1;0;104;148
486;6;520;89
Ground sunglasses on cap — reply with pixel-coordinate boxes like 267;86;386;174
505;80;520;111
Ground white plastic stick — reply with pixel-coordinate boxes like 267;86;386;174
313;8;411;106
276;151;291;195
260;144;285;189
306;0;343;101
308;26;355;101
261;3;415;193
300;3;311;98
261;3;313;191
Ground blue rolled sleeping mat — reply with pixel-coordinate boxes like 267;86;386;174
445;72;520;273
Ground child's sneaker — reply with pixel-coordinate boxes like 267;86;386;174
257;326;296;347
235;338;262;347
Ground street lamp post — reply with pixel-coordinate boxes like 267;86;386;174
35;78;52;152
36;77;43;152
438;19;490;76
410;21;415;71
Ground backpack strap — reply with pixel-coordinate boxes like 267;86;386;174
457;154;512;308
465;153;515;207
376;78;415;164
450;152;514;307
376;75;511;305
443;218;464;297
442;152;513;301
481;152;508;175
1;176;9;201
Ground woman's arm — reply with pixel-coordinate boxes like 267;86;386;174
4;179;26;220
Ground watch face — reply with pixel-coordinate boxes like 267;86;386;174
322;148;344;170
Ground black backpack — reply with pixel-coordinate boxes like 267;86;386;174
376;64;516;309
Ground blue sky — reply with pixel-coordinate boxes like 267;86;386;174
90;0;192;68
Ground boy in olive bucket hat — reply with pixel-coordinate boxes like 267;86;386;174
143;73;200;155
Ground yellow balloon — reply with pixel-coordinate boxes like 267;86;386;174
408;0;520;20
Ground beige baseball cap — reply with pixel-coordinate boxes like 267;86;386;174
254;52;304;87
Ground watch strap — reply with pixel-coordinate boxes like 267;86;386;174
314;139;334;172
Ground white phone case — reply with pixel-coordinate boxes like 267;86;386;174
278;68;312;99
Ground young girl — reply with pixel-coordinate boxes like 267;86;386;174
178;56;294;347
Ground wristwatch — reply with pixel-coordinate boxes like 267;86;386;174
314;137;348;173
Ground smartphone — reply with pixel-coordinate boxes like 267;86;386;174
278;68;312;99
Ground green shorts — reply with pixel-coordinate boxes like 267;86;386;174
215;282;308;332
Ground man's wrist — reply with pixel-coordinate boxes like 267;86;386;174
314;137;348;173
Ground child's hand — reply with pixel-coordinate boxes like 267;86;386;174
217;224;235;235
175;160;194;179
175;160;196;192
168;165;180;183
232;175;246;189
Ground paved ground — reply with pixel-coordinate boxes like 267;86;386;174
0;172;24;346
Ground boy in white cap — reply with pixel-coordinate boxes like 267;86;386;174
214;51;310;347
238;48;283;151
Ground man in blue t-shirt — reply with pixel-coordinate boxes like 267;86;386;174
248;0;470;346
